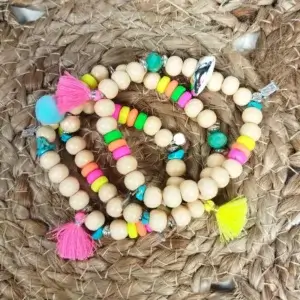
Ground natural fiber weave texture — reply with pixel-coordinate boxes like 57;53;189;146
1;1;300;299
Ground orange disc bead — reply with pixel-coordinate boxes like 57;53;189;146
108;139;128;152
136;221;147;237
165;80;178;98
127;108;139;127
231;143;251;158
81;162;98;177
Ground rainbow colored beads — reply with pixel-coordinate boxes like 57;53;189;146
134;112;148;130
157;76;171;94
112;145;131;160
91;176;108;192
87;169;104;184
228;148;248;165
236;135;255;151
127;223;138;238
81;74;98;89
104;130;123;144
170;86;186;102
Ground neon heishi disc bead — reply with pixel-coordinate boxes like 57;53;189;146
145;52;163;72
208;131;228;149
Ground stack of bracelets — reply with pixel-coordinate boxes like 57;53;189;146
34;52;278;260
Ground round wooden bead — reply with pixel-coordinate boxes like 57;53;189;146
182;58;198;77
126;62;146;83
233;88;252;106
91;65;109;82
180;180;199;202
240;122;262;141
200;167;213;178
111;70;131;90
166;176;185;186
144;186;162;208
184;98;204;118
165;56;183;77
198;177;218;200
66;136;86;155
123;203;142;223
110;219;128;240
83;101;95;114
143;72;161;90
96;117;118;135
187;200;205;218
36;126;56;143
106;197;123;218
242;107;263;124
154;129;173;148
60;116;80;133
48;123;59;130
98;183;118;203
70;105;84;115
40;151;60;170
94;99;115;117
222;159;243;179
75;150;94;168
59;176;80;197
221;76;240;95
98;79;119;99
210;166;230;188
171;205;191;227
143;116;162;136
207;153;226;168
166;159;186;177
85;210;105;231
69;190;89;210
116;155;138;175
197;109;217;128
116;64;127;71
124;170;145;191
163;185;182;208
48;163;69;183
207;72;224;92
149;209;167;232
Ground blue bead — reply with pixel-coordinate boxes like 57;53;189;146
141;211;150;224
92;227;103;240
35;95;65;124
36;137;55;157
145;52;163;72
136;184;147;201
60;133;72;142
207;131;228;149
168;149;185;160
247;101;263;110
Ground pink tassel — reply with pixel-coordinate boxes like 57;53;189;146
55;72;103;113
49;212;96;260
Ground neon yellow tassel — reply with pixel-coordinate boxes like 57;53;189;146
204;196;248;242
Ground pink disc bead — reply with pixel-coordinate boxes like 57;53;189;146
177;91;192;108
86;169;104;184
112;104;122;120
113;145;131;160
228;148;248;165
145;224;152;233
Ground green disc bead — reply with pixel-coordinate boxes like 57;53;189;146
134;112;148;130
170;86;186;102
145;52;163;72
104;130;123;144
208;131;228;149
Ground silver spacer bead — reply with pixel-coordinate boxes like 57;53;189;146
162;55;168;66
167;144;180;153
108;66;115;75
139;59;148;71
167;216;176;229
251;92;263;103
102;225;111;237
208;121;220;132
82;205;94;213
214;148;228;155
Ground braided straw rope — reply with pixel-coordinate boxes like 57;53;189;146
1;0;300;299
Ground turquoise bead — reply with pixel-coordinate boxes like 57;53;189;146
141;211;150;225
168;149;185;160
36;137;55;157
247;101;263;110
92;227;103;240
208;131;228;149
136;184;147;201
145;52;163;72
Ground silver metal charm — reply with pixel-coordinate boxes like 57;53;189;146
260;81;279;98
21;125;38;137
208;121;220;132
167;216;176;229
102;225;111;237
162;55;168;66
139;59;148;71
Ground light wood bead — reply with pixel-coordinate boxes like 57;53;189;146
187;200;205;218
210;166;230;188
116;155;138;175
242;107;263;124
83;101;95;114
200;167;213;178
126;62;146;83
91;65;109;82
94;99;115;117
59;176;80;197
111;70;131;90
143;116;162;136
171;205;191;227
66;136;86;155
163;185;182;208
149;209;167;232
165;56;183;77
240;122;262;141
233;88;252;106
184;98;204;119
207;72;224;92
98;183;118;203
69;190;89;210
144;186;162;208
182;58;198;77
143;72;161;90
96;117;118;135
154;129;173;148
222;159;243;179
207;153;226;168
221;76;240;95
48;124;59;130
116;64;127;71
40;151;60;170
123;203;142;223
98;79;119;99
198;177;218;200
166;159;186;177
84;210;105;231
48;163;69;183
166;177;185;186
36;126;56;143
106;197;123;218
124;170;145;191
60;116;80;133
180;180;199;202
70;105;84;115
110;219;128;240
197;109;217;128
75;150;94;168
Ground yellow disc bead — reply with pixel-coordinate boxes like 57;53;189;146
81;74;98;89
91;176;109;192
127;222;138;238
118;106;130;124
156;76;171;94
236;135;256;151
